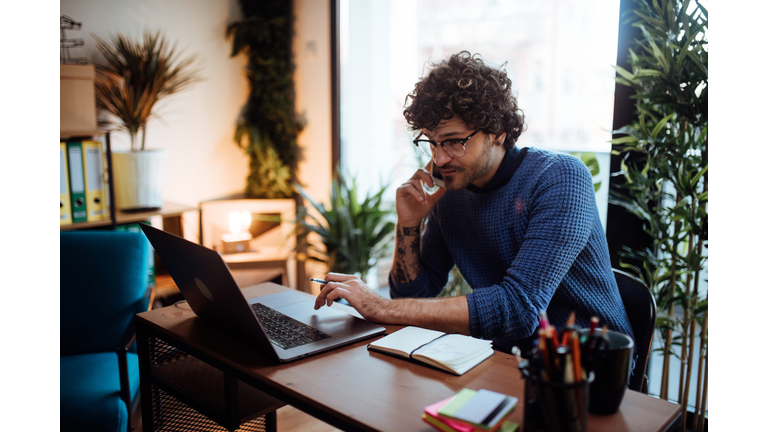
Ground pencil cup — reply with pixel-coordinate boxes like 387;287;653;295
519;366;594;432
580;329;634;415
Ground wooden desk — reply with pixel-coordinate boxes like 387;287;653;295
136;283;681;432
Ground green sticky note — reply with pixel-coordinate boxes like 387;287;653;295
437;388;477;417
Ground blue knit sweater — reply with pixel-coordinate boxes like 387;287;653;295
389;147;634;353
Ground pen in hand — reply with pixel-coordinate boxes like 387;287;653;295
309;278;330;285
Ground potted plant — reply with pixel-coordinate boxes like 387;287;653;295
93;30;201;210
295;171;396;285
609;0;707;428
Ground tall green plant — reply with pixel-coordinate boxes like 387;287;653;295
93;30;201;152
609;0;707;428
227;0;304;198
295;173;396;282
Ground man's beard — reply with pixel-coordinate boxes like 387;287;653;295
439;138;494;191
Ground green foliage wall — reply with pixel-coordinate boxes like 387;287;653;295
228;0;304;198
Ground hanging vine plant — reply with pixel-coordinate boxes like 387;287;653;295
227;0;304;198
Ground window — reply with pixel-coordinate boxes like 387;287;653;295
340;0;621;228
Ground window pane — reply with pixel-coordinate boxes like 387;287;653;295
340;0;620;226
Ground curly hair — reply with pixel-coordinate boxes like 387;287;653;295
403;51;525;149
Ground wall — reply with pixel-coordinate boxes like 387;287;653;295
60;0;333;245
60;0;250;208
293;0;332;208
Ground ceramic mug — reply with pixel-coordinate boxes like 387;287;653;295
580;329;634;415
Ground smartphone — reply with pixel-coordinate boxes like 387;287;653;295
430;163;445;188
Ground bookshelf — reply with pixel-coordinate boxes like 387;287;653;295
60;129;198;231
60;129;110;140
60;201;199;231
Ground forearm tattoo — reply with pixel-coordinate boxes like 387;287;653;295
402;226;420;236
394;225;421;283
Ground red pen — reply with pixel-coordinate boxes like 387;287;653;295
588;316;599;337
586;316;599;358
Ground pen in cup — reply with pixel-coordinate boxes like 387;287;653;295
309;278;330;284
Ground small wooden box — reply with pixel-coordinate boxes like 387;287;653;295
60;64;97;133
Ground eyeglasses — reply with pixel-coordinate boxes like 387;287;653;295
412;129;481;159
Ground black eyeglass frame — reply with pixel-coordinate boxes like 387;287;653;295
412;129;482;159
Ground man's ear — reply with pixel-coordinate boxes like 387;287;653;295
495;132;507;146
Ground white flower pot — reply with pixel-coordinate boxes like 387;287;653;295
112;149;167;210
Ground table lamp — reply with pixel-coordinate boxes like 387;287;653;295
221;210;252;253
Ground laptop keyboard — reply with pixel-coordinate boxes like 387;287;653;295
250;303;331;350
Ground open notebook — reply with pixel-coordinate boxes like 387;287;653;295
367;326;494;375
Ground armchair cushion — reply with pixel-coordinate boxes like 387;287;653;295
60;352;140;432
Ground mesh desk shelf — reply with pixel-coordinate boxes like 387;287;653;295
138;321;284;431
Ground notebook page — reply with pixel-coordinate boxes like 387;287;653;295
412;334;492;365
369;326;445;356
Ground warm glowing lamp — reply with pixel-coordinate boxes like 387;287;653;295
221;210;253;253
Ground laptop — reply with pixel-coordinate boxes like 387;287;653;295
139;223;386;362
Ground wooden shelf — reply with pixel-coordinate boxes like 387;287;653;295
60;201;198;231
60;129;110;139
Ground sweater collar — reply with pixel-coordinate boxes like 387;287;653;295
467;145;528;194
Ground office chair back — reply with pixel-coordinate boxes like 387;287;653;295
613;268;656;393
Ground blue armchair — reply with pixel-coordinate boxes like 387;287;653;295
60;231;150;432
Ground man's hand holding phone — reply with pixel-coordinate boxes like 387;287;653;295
431;161;445;188
395;161;448;227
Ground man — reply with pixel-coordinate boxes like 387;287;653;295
314;51;633;353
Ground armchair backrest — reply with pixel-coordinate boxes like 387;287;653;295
60;231;149;356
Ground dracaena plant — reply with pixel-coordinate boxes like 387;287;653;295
295;171;396;282
93;30;201;152
609;0;707;428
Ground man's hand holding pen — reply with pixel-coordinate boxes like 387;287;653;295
312;273;388;323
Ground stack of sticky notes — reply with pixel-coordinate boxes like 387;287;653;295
422;388;519;432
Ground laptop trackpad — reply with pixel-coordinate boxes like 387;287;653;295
250;290;356;336
279;301;353;336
